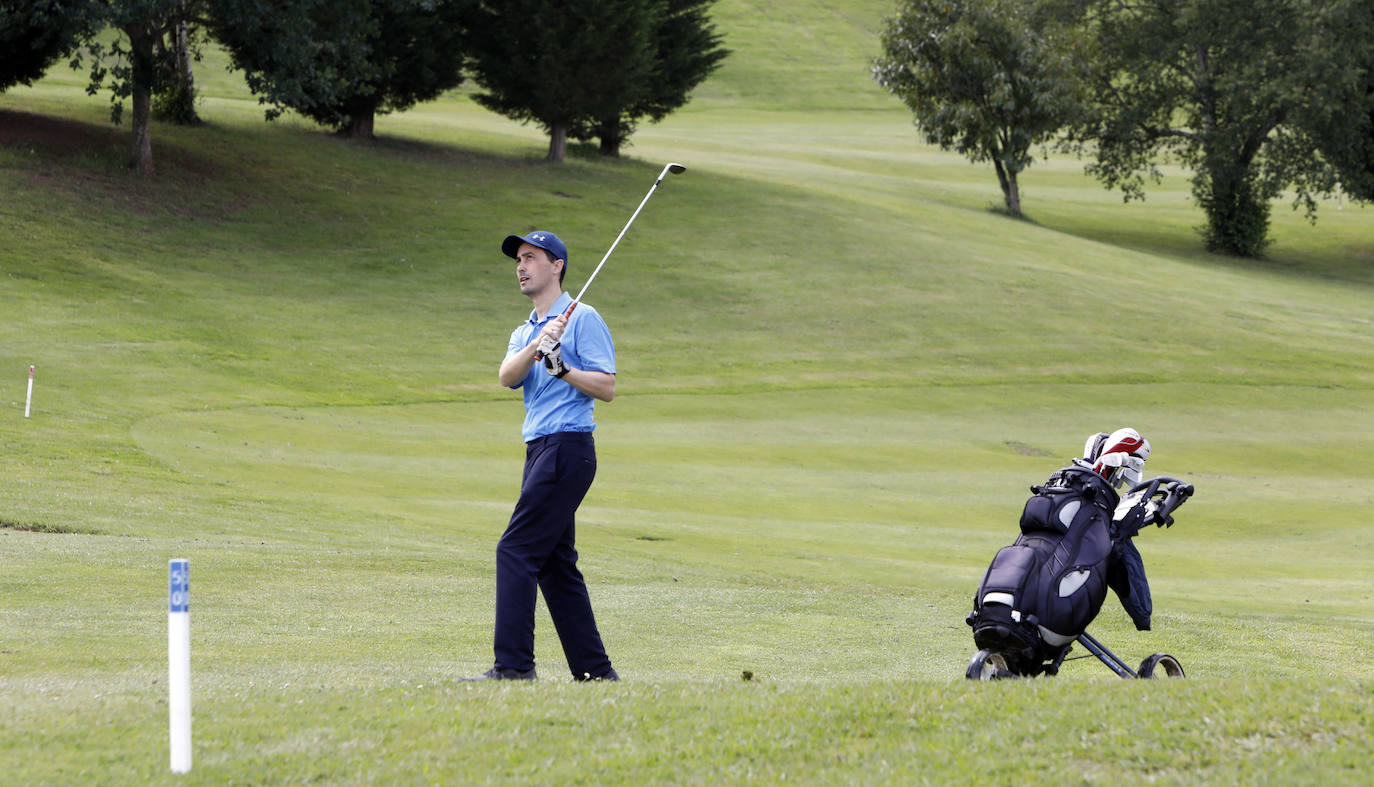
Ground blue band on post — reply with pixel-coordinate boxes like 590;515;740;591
169;559;189;613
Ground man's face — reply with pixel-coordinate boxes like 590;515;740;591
514;242;562;297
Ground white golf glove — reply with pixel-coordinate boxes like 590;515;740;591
538;335;569;378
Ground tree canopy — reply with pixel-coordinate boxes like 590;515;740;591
465;0;661;162
0;1;98;93
872;0;1373;255
1070;0;1343;257
1299;0;1374;202
210;0;473;138
872;0;1085;217
7;0;728;168
574;0;729;157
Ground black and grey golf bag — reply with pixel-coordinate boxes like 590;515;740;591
966;464;1123;676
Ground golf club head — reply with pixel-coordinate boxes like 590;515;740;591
665;162;686;175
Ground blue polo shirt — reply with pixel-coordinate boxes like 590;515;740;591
506;292;616;442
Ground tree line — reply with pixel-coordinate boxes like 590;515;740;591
1;0;728;173
874;0;1374;257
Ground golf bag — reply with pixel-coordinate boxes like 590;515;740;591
966;464;1123;676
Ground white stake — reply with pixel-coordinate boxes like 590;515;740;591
24;365;34;418
168;559;192;773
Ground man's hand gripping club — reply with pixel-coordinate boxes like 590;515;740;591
538;335;569;378
500;311;613;401
537;314;570;378
533;300;578;362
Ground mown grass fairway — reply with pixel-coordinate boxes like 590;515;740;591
2;0;1372;783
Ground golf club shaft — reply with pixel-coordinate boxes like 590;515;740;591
569;162;683;310
534;162;685;361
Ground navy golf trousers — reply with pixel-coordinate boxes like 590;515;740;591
494;432;613;678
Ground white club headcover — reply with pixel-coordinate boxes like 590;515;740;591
1083;432;1110;462
1092;428;1150;488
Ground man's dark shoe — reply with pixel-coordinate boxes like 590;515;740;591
460;666;536;682
576;668;619;682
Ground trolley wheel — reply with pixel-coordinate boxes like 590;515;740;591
1137;653;1185;678
965;649;1015;680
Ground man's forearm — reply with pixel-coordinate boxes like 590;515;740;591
498;340;539;387
563;369;615;402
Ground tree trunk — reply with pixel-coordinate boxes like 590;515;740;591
993;158;1021;216
130;86;154;175
1198;162;1270;257
127;26;157;175
597;116;621;157
547;122;568;163
342;107;376;139
172;16;198;124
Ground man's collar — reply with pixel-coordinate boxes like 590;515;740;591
529;291;573;324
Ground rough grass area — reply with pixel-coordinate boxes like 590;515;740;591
2;0;1372;782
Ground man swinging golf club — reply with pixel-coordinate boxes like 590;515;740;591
463;164;684;681
463;230;619;682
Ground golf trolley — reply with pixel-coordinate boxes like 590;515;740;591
965;474;1194;681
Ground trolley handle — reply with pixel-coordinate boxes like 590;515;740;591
1124;477;1195;528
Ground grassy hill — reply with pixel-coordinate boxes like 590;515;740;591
2;0;1372;782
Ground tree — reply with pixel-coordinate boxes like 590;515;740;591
465;0;660;163
7;1;196;172
75;0;194;174
1299;0;1374;202
211;0;472;139
576;0;729;157
872;0;1085;217
0;1;99;93
1070;0;1340;257
205;0;351;123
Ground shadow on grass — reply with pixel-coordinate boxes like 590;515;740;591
984;203;1036;222
0;108;239;218
0;107;234;175
1027;203;1374;286
2;107;676;214
0;518;104;535
333;123;663;178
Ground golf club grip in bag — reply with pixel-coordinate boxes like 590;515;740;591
967;466;1118;666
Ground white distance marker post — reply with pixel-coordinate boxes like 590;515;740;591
168;559;192;773
24;365;34;418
